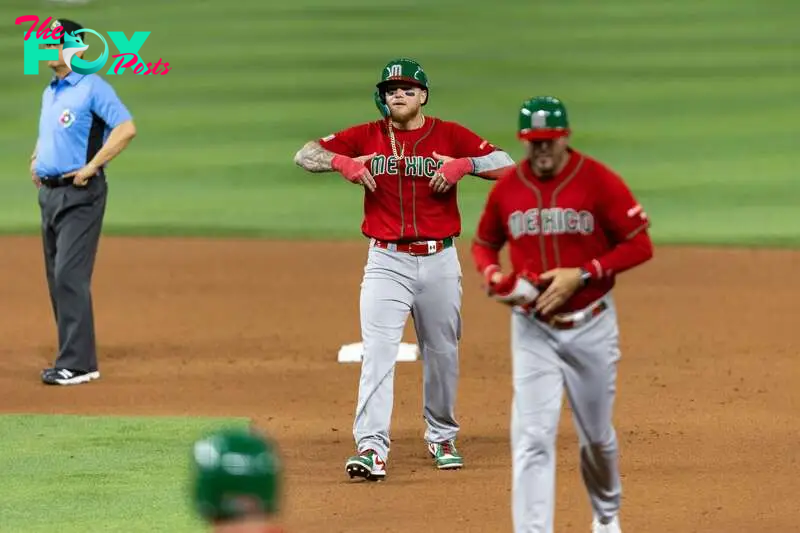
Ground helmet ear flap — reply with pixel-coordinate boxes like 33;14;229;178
373;89;390;118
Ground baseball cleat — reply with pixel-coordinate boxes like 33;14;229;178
345;449;386;481
427;440;463;470
41;368;100;386
592;515;622;533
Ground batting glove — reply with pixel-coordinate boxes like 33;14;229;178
488;270;541;307
436;156;474;184
331;154;376;191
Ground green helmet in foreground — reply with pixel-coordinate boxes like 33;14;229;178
191;427;281;523
374;57;430;117
518;96;571;141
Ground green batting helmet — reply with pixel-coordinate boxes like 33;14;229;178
374;89;390;118
191;427;281;523
518;96;570;141
374;58;429;117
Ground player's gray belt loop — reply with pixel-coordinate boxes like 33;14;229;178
370;238;396;251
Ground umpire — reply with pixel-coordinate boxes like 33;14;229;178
31;19;136;386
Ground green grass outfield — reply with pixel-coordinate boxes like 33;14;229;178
1;0;798;246
0;414;249;533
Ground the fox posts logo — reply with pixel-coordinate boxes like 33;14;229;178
60;25;108;75
16;15;170;76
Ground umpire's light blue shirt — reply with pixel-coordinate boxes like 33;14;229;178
35;71;132;177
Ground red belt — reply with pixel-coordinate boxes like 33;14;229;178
539;299;608;330
370;237;454;256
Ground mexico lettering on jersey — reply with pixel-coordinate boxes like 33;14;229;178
507;207;596;237
369;155;442;178
318;118;499;241
473;148;652;312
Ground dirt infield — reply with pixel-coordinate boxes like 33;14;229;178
1;236;797;532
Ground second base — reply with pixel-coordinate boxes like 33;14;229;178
337;342;419;363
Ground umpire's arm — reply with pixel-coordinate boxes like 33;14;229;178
87;77;137;171
88;120;137;170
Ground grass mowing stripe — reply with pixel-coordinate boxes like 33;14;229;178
0;414;249;533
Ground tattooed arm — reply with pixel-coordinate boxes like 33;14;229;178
293;141;336;173
294;139;378;191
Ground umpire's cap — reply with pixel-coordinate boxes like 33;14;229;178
50;18;84;44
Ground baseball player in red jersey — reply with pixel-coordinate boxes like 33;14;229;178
293;58;515;481
470;96;654;533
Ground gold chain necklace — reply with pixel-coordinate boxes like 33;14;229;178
388;115;425;159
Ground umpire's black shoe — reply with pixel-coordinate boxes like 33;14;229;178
41;368;100;386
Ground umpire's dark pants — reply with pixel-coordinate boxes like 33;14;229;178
38;175;107;373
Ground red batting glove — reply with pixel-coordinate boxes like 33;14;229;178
482;265;502;293
438;157;474;184
487;270;542;309
331;154;368;183
332;154;377;191
489;274;517;296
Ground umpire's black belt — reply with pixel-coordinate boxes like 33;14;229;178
40;176;75;188
40;171;104;188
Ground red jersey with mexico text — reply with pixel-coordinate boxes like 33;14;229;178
319;118;498;241
474;148;652;312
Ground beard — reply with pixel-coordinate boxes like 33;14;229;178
532;153;556;176
528;145;568;178
389;103;419;123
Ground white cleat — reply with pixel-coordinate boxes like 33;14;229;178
592;515;621;533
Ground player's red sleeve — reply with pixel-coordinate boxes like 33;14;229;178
581;168;654;279
471;184;507;275
448;122;515;180
317;123;368;157
448;122;499;158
